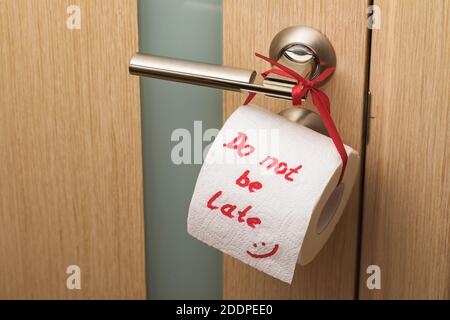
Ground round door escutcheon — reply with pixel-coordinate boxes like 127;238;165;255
269;26;336;87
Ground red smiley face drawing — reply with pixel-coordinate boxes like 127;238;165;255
246;242;279;259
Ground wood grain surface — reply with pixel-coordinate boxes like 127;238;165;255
359;0;450;299
0;0;146;299
223;0;369;299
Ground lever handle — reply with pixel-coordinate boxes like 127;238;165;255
130;53;255;91
128;26;335;102
129;53;293;100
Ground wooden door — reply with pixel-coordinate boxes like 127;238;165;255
359;0;449;299
0;0;146;299
223;0;370;299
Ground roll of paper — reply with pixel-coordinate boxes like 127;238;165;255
188;105;359;284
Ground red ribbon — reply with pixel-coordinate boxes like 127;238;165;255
243;52;348;182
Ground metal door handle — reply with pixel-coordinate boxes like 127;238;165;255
129;26;336;134
129;53;294;100
129;26;336;102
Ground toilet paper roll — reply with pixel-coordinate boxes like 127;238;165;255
188;105;359;284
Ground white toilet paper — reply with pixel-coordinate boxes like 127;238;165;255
188;105;359;284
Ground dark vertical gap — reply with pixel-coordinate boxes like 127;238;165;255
354;0;374;300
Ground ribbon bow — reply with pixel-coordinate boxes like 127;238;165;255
243;52;348;182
